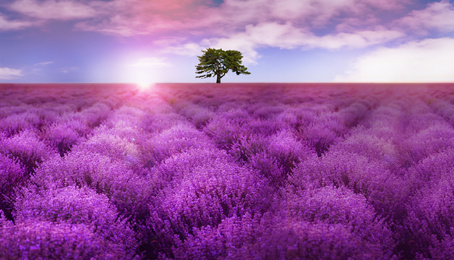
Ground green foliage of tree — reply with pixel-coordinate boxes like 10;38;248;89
195;48;251;83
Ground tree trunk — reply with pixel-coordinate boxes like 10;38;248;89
216;74;221;84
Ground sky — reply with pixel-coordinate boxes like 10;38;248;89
0;0;454;83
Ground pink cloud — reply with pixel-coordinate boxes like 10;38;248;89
0;15;35;30
9;0;98;20
365;0;410;10
73;0;412;61
70;0;409;37
397;0;454;33
75;0;215;36
218;0;407;28
4;0;414;38
2;0;418;64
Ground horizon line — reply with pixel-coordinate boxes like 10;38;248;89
1;82;454;85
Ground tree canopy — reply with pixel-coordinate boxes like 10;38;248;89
195;48;250;83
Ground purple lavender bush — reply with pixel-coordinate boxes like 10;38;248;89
145;152;273;258
43;121;84;156
29;150;153;220
0;129;55;174
3;84;454;259
0;154;25;220
0;216;137;259
14;185;137;249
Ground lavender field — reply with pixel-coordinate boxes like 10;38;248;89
1;83;454;259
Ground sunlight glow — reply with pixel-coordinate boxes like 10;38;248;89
123;57;168;90
136;81;153;90
130;68;154;91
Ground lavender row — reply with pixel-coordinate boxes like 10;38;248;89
1;84;454;259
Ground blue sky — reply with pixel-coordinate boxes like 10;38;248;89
0;0;454;83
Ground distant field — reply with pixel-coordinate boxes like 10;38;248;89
1;83;454;259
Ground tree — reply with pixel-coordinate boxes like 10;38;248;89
196;48;251;83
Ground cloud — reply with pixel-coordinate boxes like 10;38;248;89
9;0;97;20
198;22;404;64
213;0;408;31
396;0;454;34
5;0;410;52
161;43;204;57
33;61;54;66
4;0;412;38
71;0;408;37
150;0;408;63
60;67;78;74
0;68;23;80
0;15;35;30
201;22;304;64
335;37;454;82
75;0;214;36
365;0;410;10
2;0;428;67
3;0;413;39
313;28;405;49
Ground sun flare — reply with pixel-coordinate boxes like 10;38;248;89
136;81;153;90
131;69;155;91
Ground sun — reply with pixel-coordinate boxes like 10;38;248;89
136;82;154;91
123;56;168;90
136;81;153;90
134;76;153;90
132;69;154;91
